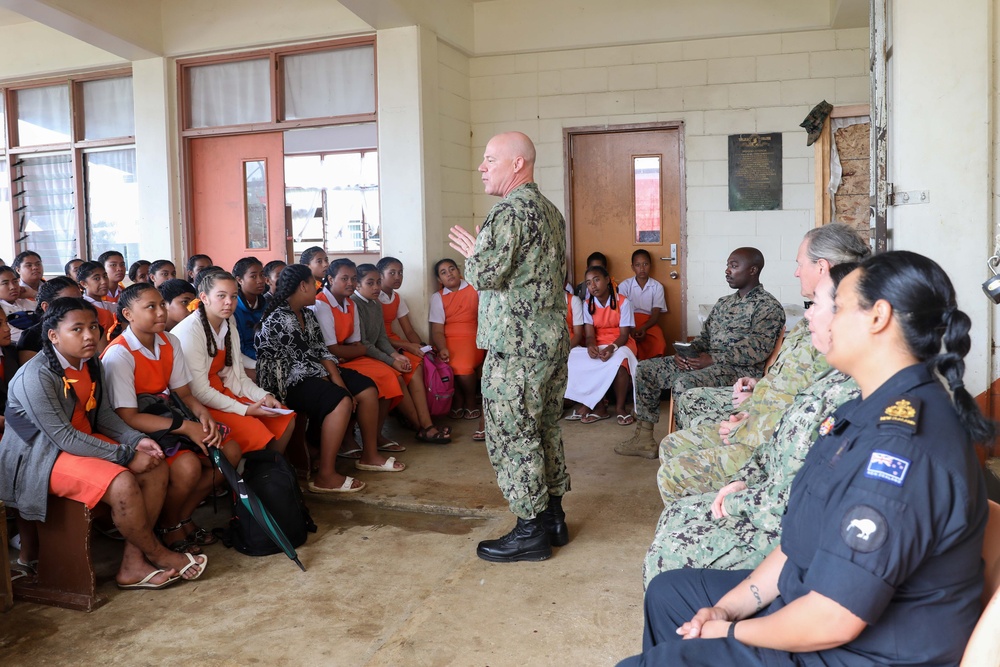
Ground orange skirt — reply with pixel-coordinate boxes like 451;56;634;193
49;433;126;509
445;335;485;376
342;357;404;408
633;313;667;360
387;333;423;384
207;399;294;454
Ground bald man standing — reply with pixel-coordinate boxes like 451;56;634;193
449;132;570;562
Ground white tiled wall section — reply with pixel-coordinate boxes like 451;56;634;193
438;41;473;263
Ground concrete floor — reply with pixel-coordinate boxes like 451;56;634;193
1;415;669;666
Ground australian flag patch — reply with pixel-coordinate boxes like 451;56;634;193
864;450;910;487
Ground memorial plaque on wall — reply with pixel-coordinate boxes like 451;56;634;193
728;133;782;211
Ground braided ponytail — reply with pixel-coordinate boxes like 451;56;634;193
258;264;312;329
935;308;994;442
41;297;101;405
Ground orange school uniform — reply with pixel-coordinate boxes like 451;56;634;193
204;347;293;453
436;284;484;376
632;312;666;359
319;291;403;405
48;365;126;509
587;294;638;370
379;291;422;384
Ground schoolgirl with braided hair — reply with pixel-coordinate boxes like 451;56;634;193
148;259;177;287
75;261;116;336
102;282;241;555
564;264;637;423
1;297;207;588
172;270;296;455
16;276;81;364
262;259;286;298
255;264;403;493
299;246;329;292
231;256;267;376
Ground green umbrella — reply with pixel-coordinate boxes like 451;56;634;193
210;448;306;572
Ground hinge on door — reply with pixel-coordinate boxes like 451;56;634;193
887;183;929;206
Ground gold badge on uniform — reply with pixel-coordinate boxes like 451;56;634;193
878;397;920;431
819;415;835;436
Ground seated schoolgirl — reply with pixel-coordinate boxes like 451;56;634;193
158;279;197;331
618;248;668;360
314;259;409;457
0;265;39;345
566;290;585;348
103;283;241;554
128;260;151;285
13;251;45;300
64;258;84;280
1;298;206;588
263;260;287;299
377;256;429;358
355;263;450;443
186;254;213;287
17;276;81;365
299;246;328;292
98;250;128;304
173;270;296;456
565;265;638;425
255;265;399;493
428;258;485;421
149;259;177;288
232;256;267;379
76;261;117;335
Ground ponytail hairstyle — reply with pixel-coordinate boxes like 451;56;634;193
299;246;325;266
853;250;995;442
433;258;458;277
35;276;79;309
75;261;104;285
196;270;236;367
259;264;312;328
12;250;41;273
232;256;263;301
186;254;212;279
324;258;357;292
262;260;287;295
42;297;101;409
584;265;617;315
356;263;379;283
64;258;83;277
157;278;196;306
376;256;402;274
114;283;160;339
128;260;151;282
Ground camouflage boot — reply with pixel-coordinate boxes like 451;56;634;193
614;420;657;459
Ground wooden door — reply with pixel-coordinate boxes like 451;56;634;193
189;132;287;273
568;127;685;348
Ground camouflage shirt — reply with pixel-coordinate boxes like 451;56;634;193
464;182;569;360
691;284;785;373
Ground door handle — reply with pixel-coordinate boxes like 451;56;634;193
669;271;679;280
658;244;678;265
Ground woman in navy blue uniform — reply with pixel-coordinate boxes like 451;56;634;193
619;250;993;667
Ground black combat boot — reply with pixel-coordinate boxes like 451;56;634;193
540;494;569;547
476;516;552;562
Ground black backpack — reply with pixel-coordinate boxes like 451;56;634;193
221;450;317;556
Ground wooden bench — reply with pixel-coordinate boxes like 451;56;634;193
11;496;109;612
1;500;13;612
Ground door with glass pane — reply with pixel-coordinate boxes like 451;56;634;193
568;127;685;347
189;132;286;272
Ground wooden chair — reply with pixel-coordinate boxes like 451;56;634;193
666;327;786;435
1;500;13;612
961;499;1000;666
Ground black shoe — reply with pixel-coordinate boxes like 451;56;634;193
540;495;569;547
476;516;552;563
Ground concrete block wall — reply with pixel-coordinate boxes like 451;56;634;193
467;28;869;335
437;41;473;267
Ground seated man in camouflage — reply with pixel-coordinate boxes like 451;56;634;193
643;267;859;589
616;247;784;458
655;223;870;496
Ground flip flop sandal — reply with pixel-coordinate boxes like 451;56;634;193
308;477;366;494
16;558;38;575
336;446;363;460
616;414;635;426
580;413;610;424
416;427;451;444
463;408;482;420
449;408;464;419
179;518;218;547
177;552;208;581
158;524;202;555
117;569;181;591
472;430;486;441
378;441;407;452
564;412;584;421
355;456;406;472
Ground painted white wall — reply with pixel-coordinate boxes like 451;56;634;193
467;28;870;334
0;21;124;79
889;0;995;395
438;41;473;264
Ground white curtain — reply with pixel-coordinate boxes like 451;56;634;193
85;148;139;262
16;85;70;145
20;154;75;269
189;59;271;128
82;77;135;140
284;46;375;120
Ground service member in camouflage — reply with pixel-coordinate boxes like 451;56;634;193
672;383;740;431
643;268;859;588
615;248;785;458
655;223;871;494
449;131;570;563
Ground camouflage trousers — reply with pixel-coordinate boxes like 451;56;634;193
642;491;777;590
633;356;745;424
482;350;570;519
674;386;738;430
656;425;752;503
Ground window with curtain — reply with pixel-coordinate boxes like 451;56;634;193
283;45;375;120
188;59;271;128
15;85;71;146
85;148;139;263
82;77;135;140
14;154;76;271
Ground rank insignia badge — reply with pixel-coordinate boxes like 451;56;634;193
878;396;921;432
819;415;835;436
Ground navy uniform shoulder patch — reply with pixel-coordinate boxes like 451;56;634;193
877;395;922;433
840;505;888;552
864;449;911;486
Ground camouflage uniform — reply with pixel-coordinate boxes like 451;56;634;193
464;182;571;520
673;385;738;431
657;318;827;500
633;285;785;423
642;369;858;588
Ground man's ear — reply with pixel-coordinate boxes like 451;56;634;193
512;156;525;173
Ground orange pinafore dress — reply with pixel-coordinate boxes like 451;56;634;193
441;284;484;376
565;292;576;337
204;344;293;453
591;294;637;369
320;292;403;406
380;291;422;384
48;365;128;508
